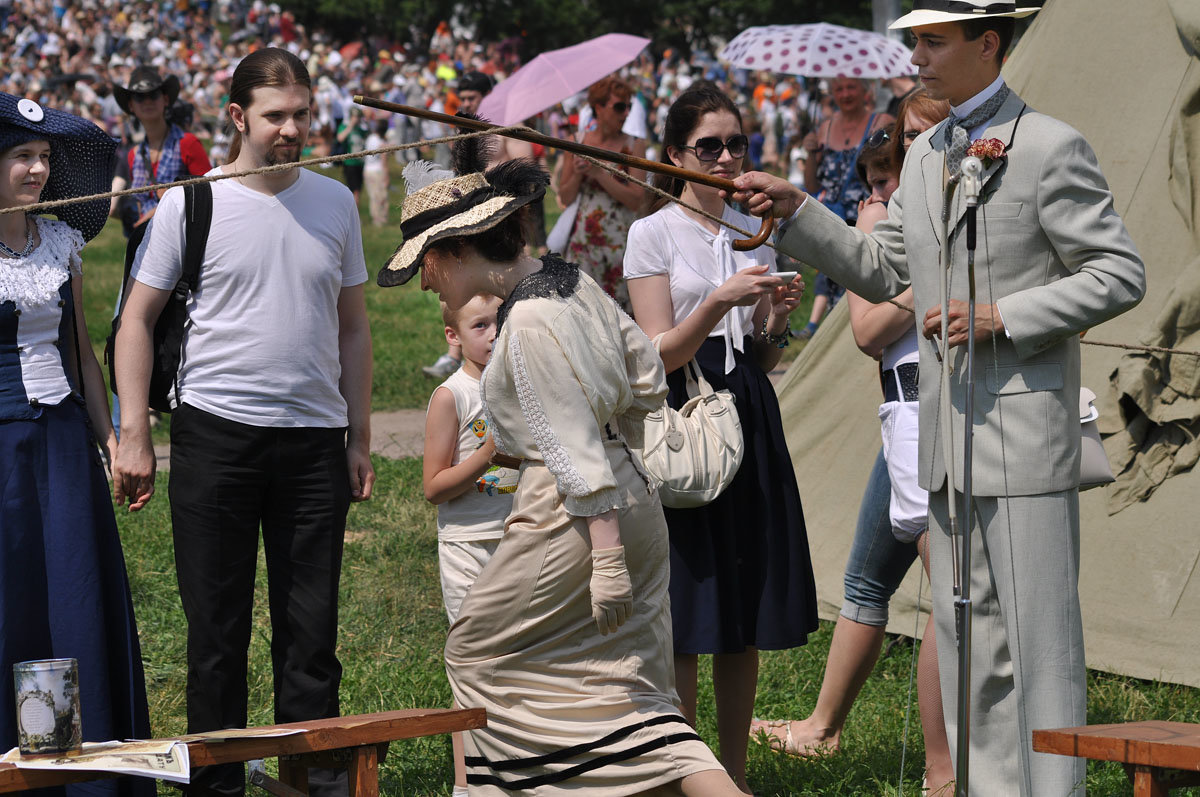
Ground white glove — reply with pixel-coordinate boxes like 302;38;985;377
590;546;634;635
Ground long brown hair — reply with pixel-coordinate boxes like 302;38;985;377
646;81;742;215
225;47;311;163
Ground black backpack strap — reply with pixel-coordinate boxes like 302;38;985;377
174;182;213;405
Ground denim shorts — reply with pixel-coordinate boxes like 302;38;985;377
841;447;920;626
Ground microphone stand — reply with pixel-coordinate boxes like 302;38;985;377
953;155;985;797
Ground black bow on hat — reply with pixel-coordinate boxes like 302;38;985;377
0;92;118;241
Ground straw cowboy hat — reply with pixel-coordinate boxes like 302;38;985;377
113;66;182;114
890;0;1040;29
378;158;548;287
0;92;117;241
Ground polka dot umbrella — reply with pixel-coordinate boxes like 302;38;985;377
718;23;914;79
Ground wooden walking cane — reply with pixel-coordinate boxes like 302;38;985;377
353;95;775;252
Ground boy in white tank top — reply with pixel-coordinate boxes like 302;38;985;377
422;293;517;797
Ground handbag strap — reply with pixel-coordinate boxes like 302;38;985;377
649;332;720;399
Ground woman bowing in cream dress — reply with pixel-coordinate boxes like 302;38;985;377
379;138;745;795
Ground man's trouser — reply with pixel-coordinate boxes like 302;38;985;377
169;403;351;797
928;487;1087;797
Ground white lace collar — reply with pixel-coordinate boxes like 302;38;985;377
0;217;84;308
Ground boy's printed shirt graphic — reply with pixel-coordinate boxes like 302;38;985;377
471;416;519;496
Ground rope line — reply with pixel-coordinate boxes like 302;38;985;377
0;124;528;216
1;124;1192;360
882;298;1200;357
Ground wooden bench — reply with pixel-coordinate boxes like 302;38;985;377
1033;720;1200;796
0;707;485;796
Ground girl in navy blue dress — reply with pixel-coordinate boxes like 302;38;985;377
0;92;153;796
625;82;818;793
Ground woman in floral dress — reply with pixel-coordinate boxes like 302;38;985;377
556;76;648;311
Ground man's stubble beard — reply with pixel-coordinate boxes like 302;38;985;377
244;117;302;167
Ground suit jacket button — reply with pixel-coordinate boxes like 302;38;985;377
57;299;66;307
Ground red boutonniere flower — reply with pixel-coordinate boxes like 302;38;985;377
967;138;1007;168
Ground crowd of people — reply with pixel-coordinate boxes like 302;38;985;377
0;0;1148;796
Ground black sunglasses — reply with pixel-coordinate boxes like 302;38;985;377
608;101;630;113
132;89;163;102
682;134;749;162
866;128;892;149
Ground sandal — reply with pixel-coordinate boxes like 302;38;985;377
749;719;837;759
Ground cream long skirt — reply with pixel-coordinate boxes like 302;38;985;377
445;442;722;795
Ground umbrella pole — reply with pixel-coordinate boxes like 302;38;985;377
352;94;775;250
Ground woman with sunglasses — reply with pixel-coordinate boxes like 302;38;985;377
114;67;211;230
625;82;817;794
751;90;954;794
557;75;647;311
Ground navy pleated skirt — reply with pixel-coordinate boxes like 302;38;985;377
665;336;819;654
0;398;153;797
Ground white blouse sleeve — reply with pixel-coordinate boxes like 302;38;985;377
508;326;623;517
622;215;669;280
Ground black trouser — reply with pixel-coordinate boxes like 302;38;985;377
169;403;351;796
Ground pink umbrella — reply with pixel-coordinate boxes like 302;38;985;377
478;33;650;126
719;23;914;79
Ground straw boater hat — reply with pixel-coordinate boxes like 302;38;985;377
114;66;182;114
378;127;548;287
889;0;1040;29
0;92;117;241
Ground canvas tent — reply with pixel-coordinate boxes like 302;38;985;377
777;0;1200;687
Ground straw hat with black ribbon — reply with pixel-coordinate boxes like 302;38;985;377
378;118;548;287
889;0;1040;29
113;66;182;114
0;92;117;242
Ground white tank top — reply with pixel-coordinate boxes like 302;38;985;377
430;368;518;542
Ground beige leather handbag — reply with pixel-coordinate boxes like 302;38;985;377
635;358;745;508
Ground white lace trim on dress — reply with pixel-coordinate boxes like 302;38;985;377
510;334;622;516
0;217;84;308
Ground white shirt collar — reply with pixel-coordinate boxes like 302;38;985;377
951;74;1006;120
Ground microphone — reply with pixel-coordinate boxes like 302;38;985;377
962;156;984;251
961;156;984;206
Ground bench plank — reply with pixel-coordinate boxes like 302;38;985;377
0;708;485;793
1033;721;1200;771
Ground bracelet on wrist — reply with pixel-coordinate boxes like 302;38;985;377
761;317;791;348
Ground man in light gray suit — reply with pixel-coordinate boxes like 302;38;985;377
733;2;1144;795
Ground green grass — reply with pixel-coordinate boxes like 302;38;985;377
82;162;1200;795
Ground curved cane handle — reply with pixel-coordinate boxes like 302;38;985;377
732;215;774;252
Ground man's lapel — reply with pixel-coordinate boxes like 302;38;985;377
922;121;950;246
946;91;1027;235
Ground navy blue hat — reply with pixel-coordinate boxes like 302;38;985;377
0;92;118;242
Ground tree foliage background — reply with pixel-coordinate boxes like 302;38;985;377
285;0;878;59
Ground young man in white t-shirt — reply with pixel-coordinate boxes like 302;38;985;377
113;47;374;797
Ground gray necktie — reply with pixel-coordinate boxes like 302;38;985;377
944;84;1011;179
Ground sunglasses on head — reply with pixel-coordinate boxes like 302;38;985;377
866;128;891;149
607;101;630;113
681;134;749;162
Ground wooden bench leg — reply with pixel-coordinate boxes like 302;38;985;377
346;745;379;797
277;757;309;796
1125;763;1169;797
